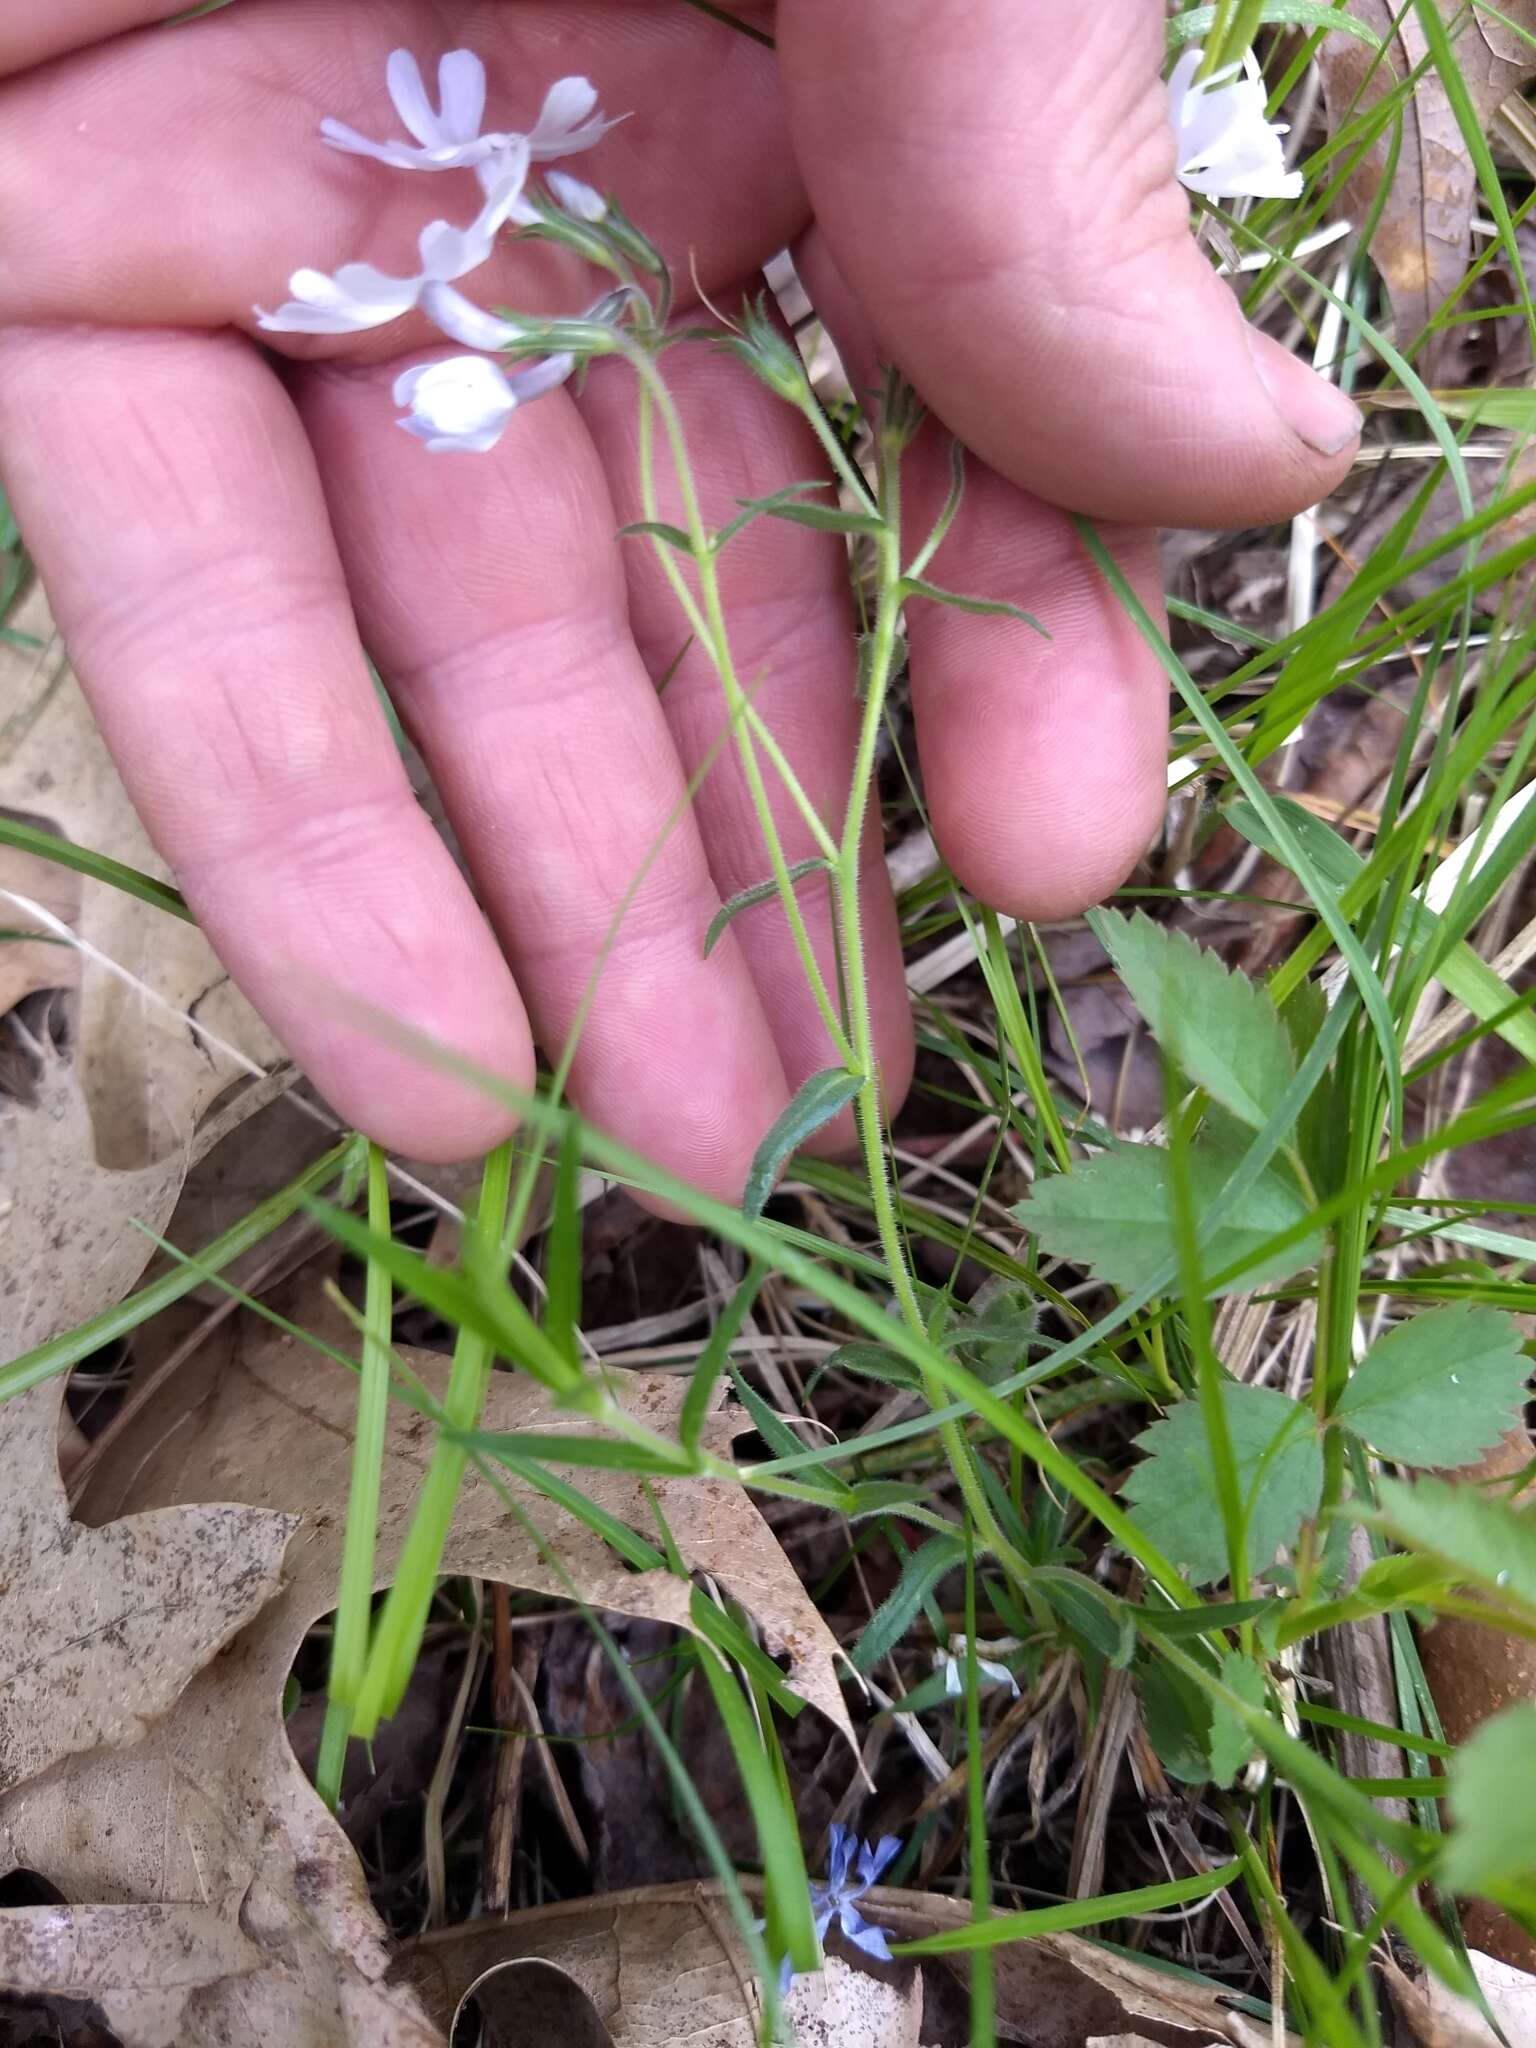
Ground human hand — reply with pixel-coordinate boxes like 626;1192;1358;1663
0;1;1359;1194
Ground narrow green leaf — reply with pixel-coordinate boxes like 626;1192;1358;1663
823;1340;921;1390
454;1429;693;1475
617;518;695;552
852;1532;966;1671
497;1456;669;1570
1444;1707;1536;1893
1207;1652;1266;1788
693;1647;818;1979
0;815;192;923
764;501;885;536
544;1124;585;1369
1019;1141;1322;1297
1167;1;1380;45
1123;1383;1323;1587
713;480;834;551
894;1863;1240;1953
1376;1475;1536;1615
0;1139;358;1404
1135;1597;1277;1640
703;857;829;958
1335;1302;1530;1467
900;576;1046;634
306;1196;580;1396
681;1261;765;1452
742;1066;864;1220
1091;908;1295;1132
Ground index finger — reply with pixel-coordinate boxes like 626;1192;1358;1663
0;323;535;1160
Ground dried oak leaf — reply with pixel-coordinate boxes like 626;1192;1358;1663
399;1883;1295;2048
1320;4;1536;378
0;591;279;1170
0;1047;294;1795
0;1298;854;2047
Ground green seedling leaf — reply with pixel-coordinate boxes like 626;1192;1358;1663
1444;1706;1536;1894
900;576;1046;634
1019;1142;1321;1297
1207;1652;1267;1788
1376;1475;1536;1615
703;858;830;958
822;1341;921;1390
852;1532;966;1672
1167;2;1380;47
1092;908;1295;1133
1124;1382;1323;1587
1139;1648;1264;1788
713;480;836;551
764;502;885;536
1135;1597;1277;1640
742;1066;864;1221
617;519;695;552
1335;1303;1530;1468
1032;1567;1135;1667
1138;1656;1215;1783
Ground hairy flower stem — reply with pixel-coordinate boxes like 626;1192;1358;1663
628;349;854;1067
851;415;1032;1588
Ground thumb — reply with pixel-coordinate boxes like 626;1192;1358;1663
778;0;1360;529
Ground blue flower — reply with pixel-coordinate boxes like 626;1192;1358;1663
773;1826;903;1992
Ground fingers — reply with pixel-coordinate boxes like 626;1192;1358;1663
798;231;1169;919
296;357;796;1204
0;325;534;1159
0;0;802;342
577;316;914;1142
0;0;174;76
779;0;1361;530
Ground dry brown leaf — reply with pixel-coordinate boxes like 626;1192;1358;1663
1321;4;1536;376
0;1298;853;2047
1;1045;187;1360
1385;1947;1536;2047
0;590;279;1169
400;1883;1295;2048
0;1361;293;1796
1421;1425;1536;1971
0;1045;294;1801
0;830;80;1016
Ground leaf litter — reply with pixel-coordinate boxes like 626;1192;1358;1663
0;1276;852;2046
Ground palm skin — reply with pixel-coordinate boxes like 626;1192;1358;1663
0;0;1360;1193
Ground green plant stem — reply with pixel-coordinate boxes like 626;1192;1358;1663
350;1141;514;1735
629;351;855;1068
316;1143;395;1805
847;416;1032;1589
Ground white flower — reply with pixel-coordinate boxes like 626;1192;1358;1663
546;169;608;223
393;349;575;453
421;281;525;351
256;161;530;335
937;1646;1020;1698
320;49;615;190
1167;46;1304;202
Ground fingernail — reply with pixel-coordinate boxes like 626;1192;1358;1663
1247;327;1361;457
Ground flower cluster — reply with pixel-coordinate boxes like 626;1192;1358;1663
771;1825;901;1993
1167;45;1304;202
257;50;621;452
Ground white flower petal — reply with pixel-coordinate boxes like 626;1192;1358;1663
437;49;487;142
421;280;525;350
386;48;444;147
394;352;519;452
547;169;607;222
530;75;598;142
1168;44;1302;202
507;350;576;403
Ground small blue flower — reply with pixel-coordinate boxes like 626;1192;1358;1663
772;1825;903;1992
